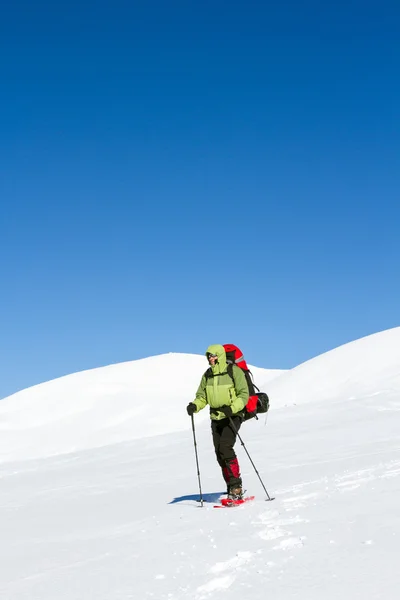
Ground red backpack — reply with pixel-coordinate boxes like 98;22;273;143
205;344;270;420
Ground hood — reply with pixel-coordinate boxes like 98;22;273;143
205;344;227;374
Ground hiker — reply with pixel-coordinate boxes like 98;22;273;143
186;344;249;499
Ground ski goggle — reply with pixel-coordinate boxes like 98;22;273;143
206;352;218;359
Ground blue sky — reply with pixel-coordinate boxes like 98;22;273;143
1;0;399;398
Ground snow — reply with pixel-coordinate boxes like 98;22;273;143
1;329;400;599
266;326;400;407
0;353;283;461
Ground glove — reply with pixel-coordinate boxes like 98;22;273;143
219;405;233;418
186;403;196;416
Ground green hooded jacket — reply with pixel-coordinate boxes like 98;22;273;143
192;344;249;420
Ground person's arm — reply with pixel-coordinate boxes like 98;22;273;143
192;374;208;412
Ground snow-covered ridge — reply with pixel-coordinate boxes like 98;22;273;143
267;326;400;408
1;327;399;462
0;352;282;462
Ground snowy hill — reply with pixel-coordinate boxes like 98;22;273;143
1;329;400;600
0;352;283;461
267;326;400;408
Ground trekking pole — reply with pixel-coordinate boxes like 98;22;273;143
190;415;204;507
228;416;275;502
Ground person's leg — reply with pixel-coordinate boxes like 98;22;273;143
218;416;243;495
211;420;230;489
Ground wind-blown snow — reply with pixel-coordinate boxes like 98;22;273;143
1;329;400;600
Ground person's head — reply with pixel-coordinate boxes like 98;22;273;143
205;344;227;371
206;351;218;366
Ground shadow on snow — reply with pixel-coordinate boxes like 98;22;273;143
169;491;225;504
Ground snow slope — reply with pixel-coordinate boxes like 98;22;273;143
0;353;283;461
267;326;400;408
1;328;400;600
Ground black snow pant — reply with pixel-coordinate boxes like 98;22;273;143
211;416;242;489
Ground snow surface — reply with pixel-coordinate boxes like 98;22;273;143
1;329;400;599
0;353;282;461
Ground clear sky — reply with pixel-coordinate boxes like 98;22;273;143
1;0;399;399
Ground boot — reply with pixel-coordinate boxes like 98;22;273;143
228;484;243;500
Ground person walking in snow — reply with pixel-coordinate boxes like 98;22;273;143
186;344;249;500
